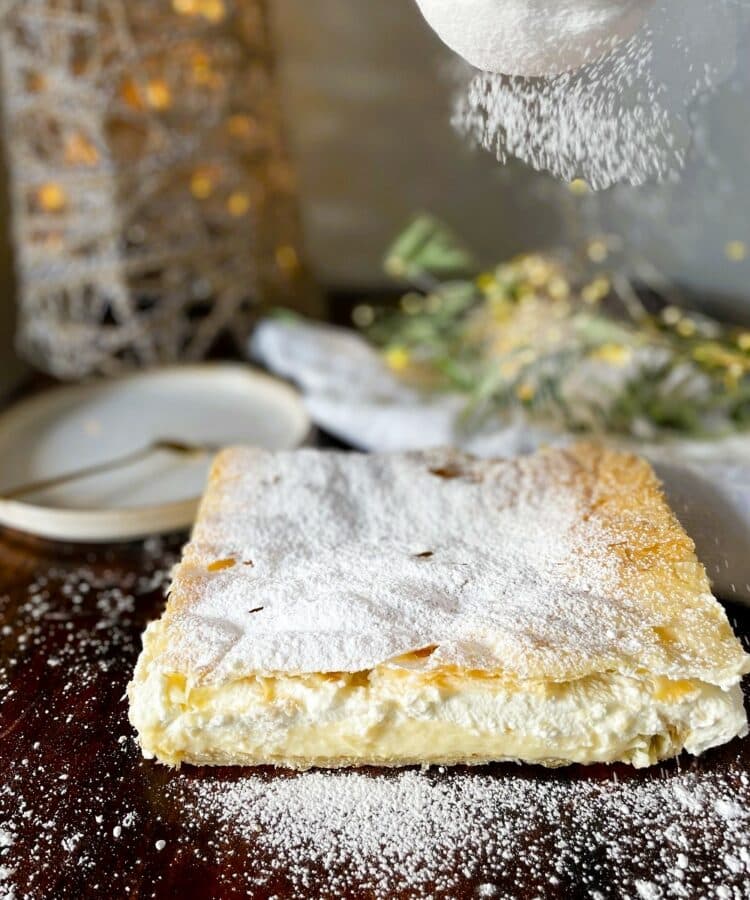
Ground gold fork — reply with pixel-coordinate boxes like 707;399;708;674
2;439;221;501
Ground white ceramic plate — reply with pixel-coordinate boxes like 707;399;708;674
0;364;310;542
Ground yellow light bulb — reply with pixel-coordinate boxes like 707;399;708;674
37;183;66;212
190;172;215;199
200;0;226;22
275;245;299;272
227;114;256;138
193;62;213;85
146;79;172;110
227;192;251;217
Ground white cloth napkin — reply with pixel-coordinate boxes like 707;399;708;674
252;318;750;604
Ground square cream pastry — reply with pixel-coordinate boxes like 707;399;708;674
128;443;749;769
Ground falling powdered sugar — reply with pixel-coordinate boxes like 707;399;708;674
452;0;741;189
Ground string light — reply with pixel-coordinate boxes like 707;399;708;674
146;79;172;110
172;0;197;13
275;245;299;272
227;114;256;139
192;53;213;83
227;192;251;217
2;0;312;380
36;183;66;212
190;169;216;199
173;0;226;18
199;0;226;22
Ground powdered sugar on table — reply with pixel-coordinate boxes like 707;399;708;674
172;760;750;899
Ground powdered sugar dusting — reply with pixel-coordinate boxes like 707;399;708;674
0;536;178;899
170;759;750;899
0;823;14;900
169;445;624;678
155;445;747;688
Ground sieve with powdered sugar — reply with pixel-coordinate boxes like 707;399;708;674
414;0;654;75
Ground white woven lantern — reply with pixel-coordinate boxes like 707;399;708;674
0;0;316;378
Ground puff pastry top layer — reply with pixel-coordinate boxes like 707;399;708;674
148;443;749;691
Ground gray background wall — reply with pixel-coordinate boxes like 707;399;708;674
272;0;566;286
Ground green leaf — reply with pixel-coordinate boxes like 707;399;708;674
384;215;477;281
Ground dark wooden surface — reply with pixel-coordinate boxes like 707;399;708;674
0;521;749;899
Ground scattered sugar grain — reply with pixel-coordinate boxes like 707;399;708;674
453;1;734;189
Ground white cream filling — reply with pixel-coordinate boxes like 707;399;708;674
128;660;748;769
